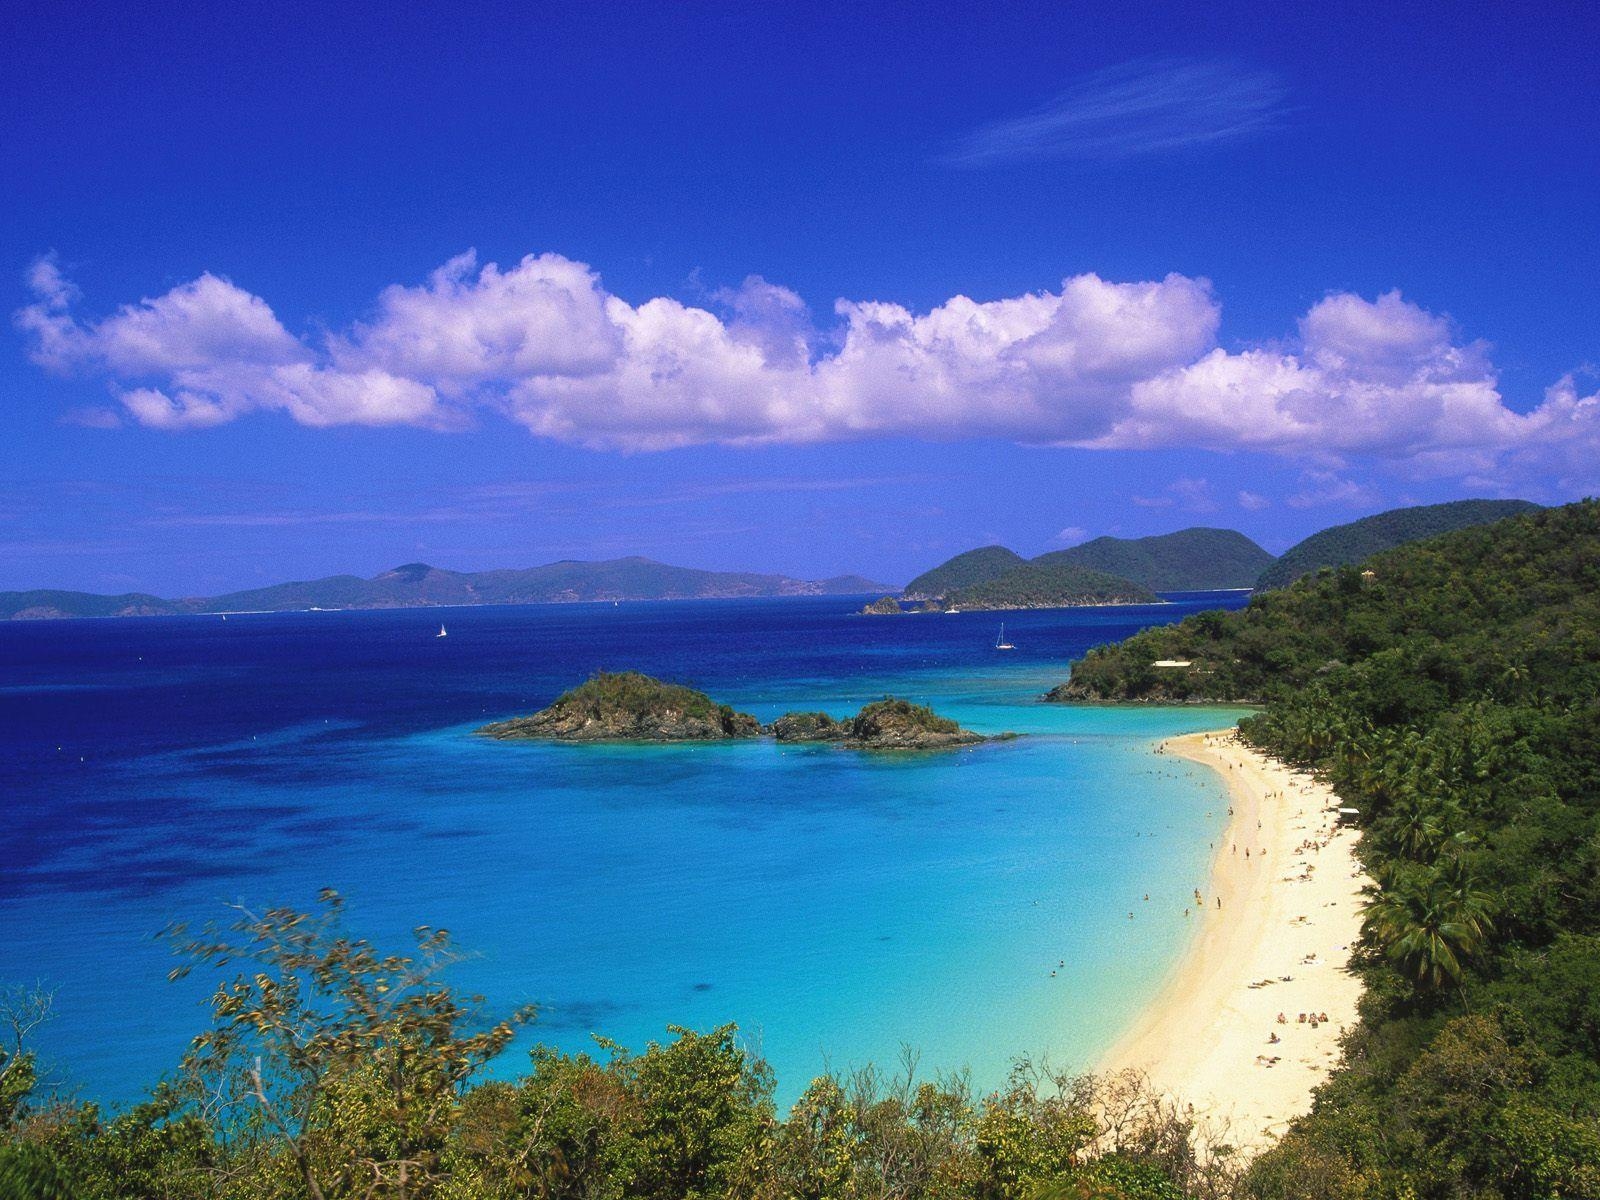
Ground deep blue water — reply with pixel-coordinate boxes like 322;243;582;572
0;592;1249;1107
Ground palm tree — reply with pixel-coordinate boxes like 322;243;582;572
1362;863;1495;993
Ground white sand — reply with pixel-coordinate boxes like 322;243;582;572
1098;729;1367;1152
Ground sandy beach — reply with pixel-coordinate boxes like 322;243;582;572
1099;728;1367;1152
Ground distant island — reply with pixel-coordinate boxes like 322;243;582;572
1033;527;1274;591
892;557;1160;612
902;545;1028;600
0;557;893;621
480;672;996;749
897;504;1542;608
942;562;1158;609
898;528;1269;608
1252;498;1540;590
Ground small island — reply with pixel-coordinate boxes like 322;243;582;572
944;562;1159;610
479;671;762;742
481;675;997;750
772;698;991;749
898;547;1160;611
860;596;903;615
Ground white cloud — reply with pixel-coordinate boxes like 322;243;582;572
1079;290;1553;469
14;255;1599;488
1237;490;1271;511
333;251;621;391
1054;525;1090;544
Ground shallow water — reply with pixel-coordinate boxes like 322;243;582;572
0;593;1249;1106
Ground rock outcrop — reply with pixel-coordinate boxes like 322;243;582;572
860;596;903;615
769;711;850;742
773;698;991;750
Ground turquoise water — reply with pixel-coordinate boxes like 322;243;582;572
0;595;1249;1106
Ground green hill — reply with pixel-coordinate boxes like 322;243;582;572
1054;499;1600;1194
946;561;1157;610
1034;527;1274;591
1255;498;1539;590
901;545;1025;600
0;589;183;620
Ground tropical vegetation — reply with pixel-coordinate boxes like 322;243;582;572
1252;498;1538;591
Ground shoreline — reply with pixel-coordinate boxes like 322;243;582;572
1098;728;1367;1152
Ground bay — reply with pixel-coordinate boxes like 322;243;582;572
0;592;1249;1106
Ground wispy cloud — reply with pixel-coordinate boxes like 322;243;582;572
943;57;1288;167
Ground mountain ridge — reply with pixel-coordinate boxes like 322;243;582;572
1;557;893;621
1034;527;1273;591
1254;498;1541;590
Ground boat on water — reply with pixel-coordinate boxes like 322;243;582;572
995;624;1015;650
436;624;448;638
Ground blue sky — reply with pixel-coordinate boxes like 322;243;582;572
4;0;1598;594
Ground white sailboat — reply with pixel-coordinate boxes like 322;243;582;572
436;623;448;638
994;623;1015;650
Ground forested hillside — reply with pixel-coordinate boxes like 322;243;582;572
1034;528;1273;591
1253;498;1539;591
946;562;1158;609
1063;500;1600;1197
901;545;1026;599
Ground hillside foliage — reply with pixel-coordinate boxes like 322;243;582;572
902;546;1027;600
946;563;1158;610
1034;529;1273;592
1253;498;1539;591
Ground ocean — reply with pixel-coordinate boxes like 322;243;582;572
0;592;1250;1108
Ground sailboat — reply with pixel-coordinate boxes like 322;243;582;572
994;623;1015;651
436;624;448;638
